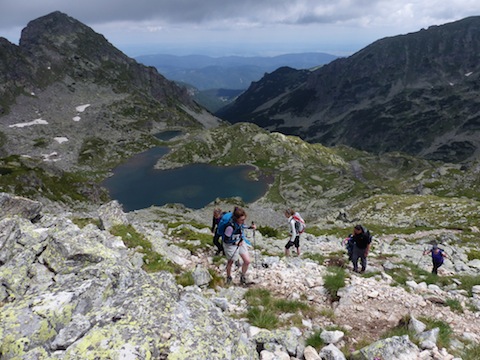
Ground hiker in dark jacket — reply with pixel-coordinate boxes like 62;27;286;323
423;244;448;274
211;207;224;255
351;224;372;273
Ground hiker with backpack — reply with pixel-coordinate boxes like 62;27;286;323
284;209;305;257
218;206;256;285
350;224;372;273
423;244;448;274
211;207;225;255
342;233;354;261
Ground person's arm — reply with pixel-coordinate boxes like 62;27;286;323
289;218;297;242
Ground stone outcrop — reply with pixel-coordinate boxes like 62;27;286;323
1;194;479;359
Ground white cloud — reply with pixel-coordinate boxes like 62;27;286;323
1;0;480;56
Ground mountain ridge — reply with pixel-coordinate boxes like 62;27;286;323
216;16;480;164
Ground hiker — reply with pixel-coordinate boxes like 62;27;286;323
284;208;304;256
342;233;354;261
350;224;372;273
423;244;448;274
221;207;256;285
211;207;225;255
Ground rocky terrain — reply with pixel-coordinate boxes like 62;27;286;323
1;193;479;359
1;12;480;360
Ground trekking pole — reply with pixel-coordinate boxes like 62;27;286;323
252;222;257;274
416;247;427;266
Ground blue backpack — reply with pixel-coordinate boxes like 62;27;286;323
216;212;234;240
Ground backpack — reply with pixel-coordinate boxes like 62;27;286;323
292;212;306;234
216;212;233;237
217;211;242;244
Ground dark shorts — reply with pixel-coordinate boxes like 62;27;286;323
285;235;300;249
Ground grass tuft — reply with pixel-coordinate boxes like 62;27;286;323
323;266;347;301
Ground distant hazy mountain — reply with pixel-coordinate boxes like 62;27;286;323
135;52;338;90
216;16;480;164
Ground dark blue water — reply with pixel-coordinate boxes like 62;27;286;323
154;130;182;141
102;147;271;211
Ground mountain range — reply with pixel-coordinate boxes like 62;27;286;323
0;11;480;360
216;16;480;164
135;52;338;90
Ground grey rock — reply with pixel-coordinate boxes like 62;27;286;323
0;192;42;221
98;200;129;231
408;315;427;335
192;265;213;287
303;345;322;360
416;328;440;349
319;343;346;360
351;335;419;360
51;314;91;350
320;330;344;344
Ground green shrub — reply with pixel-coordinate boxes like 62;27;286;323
303;252;326;265
71;217;101;229
305;330;324;350
110;224;181;273
246;306;278;329
257;225;279;238
461;343;480;360
243;288;316;329
455;275;480;296
418;317;453;349
466;249;480;261
323;266;346;301
176;271;195;287
381;315;415;340
445;298;463;313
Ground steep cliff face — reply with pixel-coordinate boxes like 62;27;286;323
217;17;480;163
0;11;220;172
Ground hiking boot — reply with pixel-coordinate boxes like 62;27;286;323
240;274;247;285
226;276;232;285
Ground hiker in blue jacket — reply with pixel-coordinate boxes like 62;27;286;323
423;244;448;274
222;207;256;285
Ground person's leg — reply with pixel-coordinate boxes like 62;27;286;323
285;241;293;257
224;244;239;283
360;252;367;272
295;236;300;256
239;245;251;284
351;246;360;272
213;233;223;254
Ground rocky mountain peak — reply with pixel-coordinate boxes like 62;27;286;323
216;16;480;164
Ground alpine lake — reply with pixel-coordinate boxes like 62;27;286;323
101;131;271;211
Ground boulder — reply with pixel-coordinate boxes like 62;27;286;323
350;335;419;360
0;192;42;221
98;200;129;231
319;343;346;360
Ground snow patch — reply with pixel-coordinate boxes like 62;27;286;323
73;116;81;122
76;104;90;112
9;119;48;128
42;152;60;162
54;137;68;144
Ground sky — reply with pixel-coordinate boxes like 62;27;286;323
1;0;480;58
